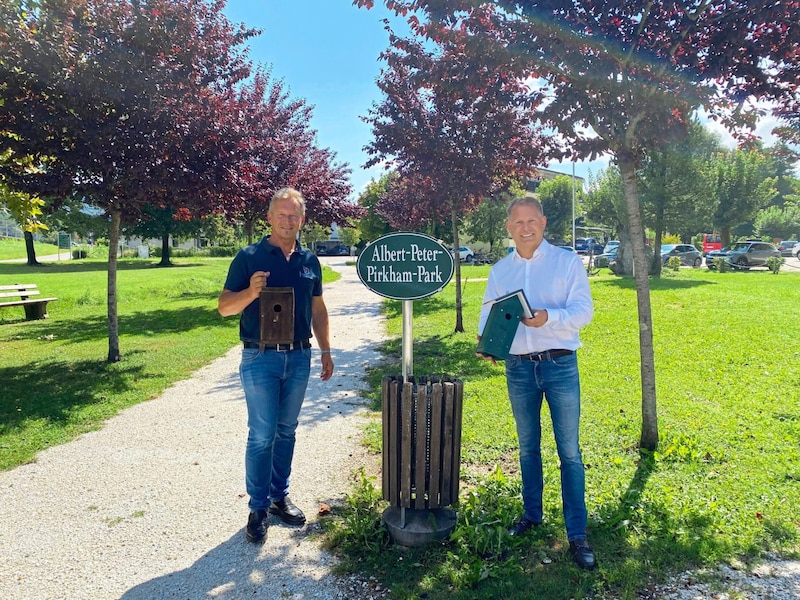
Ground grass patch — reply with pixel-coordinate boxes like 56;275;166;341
322;266;800;600
0;255;339;470
0;236;59;260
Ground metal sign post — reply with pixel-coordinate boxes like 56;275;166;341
357;232;461;547
402;300;413;381
357;232;455;383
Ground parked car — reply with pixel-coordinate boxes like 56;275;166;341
574;237;604;255
603;240;620;253
706;241;780;269
317;244;350;256
777;240;798;257
793;242;800;258
660;243;702;267
594;246;618;268
449;246;475;262
327;244;351;256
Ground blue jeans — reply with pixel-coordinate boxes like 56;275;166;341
505;352;588;541
239;347;311;512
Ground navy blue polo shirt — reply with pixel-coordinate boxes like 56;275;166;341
223;236;323;343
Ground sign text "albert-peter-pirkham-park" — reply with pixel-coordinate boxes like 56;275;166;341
356;232;455;301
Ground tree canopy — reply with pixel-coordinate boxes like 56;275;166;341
217;68;357;244
359;0;800;449
362;23;547;331
2;0;363;361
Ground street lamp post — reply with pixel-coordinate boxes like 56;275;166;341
571;162;576;247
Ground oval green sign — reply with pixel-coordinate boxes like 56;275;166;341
357;232;455;300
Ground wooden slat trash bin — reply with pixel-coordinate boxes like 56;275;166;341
381;375;463;546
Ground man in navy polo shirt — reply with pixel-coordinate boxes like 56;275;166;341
218;187;334;544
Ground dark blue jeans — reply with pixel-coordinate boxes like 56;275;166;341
239;346;311;512
505;352;588;541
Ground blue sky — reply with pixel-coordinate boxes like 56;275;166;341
221;1;783;200
222;1;406;198
222;0;611;199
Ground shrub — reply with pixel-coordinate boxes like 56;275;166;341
766;256;784;274
206;246;239;257
150;246;238;258
667;256;682;271
717;258;730;272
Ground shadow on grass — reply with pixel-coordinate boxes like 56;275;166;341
0;353;149;435
359;450;741;600
592;276;717;292
368;332;495;379
0;260;208;277
7;304;229;343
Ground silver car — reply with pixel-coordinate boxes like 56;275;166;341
707;241;780;269
660;244;702;267
777;240;798;257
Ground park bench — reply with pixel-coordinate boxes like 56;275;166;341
0;283;58;320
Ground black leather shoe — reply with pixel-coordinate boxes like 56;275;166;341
507;516;541;537
569;539;596;570
245;509;268;543
269;496;306;526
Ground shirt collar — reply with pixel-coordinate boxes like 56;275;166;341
263;235;303;255
511;239;552;262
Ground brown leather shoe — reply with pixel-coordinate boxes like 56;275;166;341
569;539;596;570
269;496;306;526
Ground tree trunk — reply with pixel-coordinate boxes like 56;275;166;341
246;220;255;245
159;232;172;266
107;209;122;363
618;158;659;451
451;206;464;333
720;226;731;249
24;231;41;266
651;209;665;276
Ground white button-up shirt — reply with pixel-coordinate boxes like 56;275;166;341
478;240;594;354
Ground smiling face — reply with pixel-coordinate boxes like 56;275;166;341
506;199;547;258
267;196;305;246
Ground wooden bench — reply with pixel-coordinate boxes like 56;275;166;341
0;283;58;320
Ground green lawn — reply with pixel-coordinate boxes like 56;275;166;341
0;255;339;470
0;236;59;260
3;255;799;600
326;264;800;600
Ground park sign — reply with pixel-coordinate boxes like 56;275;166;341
357;232;454;300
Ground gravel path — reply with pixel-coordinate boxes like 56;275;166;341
1;258;797;600
0;258;386;600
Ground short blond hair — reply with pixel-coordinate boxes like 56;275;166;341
270;187;306;216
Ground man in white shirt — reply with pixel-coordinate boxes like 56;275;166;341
477;196;596;570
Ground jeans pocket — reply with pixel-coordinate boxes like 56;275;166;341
552;353;578;368
241;347;261;363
